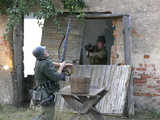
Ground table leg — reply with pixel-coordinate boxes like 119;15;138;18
62;89;107;120
62;95;84;113
78;94;106;120
79;96;100;113
62;95;96;120
93;89;107;107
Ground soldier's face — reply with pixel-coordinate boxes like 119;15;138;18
44;50;49;57
97;42;104;49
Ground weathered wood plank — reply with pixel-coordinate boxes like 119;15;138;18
56;65;132;115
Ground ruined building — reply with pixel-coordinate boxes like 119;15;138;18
0;0;160;112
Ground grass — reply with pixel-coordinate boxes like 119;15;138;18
149;111;160;119
0;104;39;120
0;104;160;120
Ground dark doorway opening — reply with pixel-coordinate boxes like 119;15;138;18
81;19;114;65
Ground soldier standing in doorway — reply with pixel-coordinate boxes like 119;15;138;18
85;36;107;65
32;46;72;120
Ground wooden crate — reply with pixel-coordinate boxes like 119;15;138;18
71;76;91;94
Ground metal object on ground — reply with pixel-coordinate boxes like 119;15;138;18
71;76;91;94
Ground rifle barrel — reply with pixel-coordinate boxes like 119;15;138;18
61;18;71;62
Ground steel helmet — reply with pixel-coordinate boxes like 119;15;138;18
32;46;46;58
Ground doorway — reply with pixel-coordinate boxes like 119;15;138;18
81;19;114;65
23;16;44;77
80;15;128;65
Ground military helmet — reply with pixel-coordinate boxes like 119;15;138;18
97;36;106;44
32;46;46;58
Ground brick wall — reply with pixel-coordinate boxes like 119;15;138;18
110;18;125;64
41;17;84;63
0;15;13;104
133;62;160;111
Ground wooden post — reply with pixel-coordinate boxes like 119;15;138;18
123;15;132;65
12;17;24;106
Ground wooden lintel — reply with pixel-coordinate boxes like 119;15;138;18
85;14;129;19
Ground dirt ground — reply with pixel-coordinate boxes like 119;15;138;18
0;105;160;120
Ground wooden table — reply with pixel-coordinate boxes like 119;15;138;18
58;86;108;120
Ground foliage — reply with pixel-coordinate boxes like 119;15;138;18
150;111;160;119
62;0;86;12
0;0;86;32
0;0;14;14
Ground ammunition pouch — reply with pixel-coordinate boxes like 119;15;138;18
31;81;55;106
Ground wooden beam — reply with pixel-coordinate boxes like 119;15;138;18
128;70;135;117
123;15;132;65
85;14;129;19
12;16;24;106
122;15;135;116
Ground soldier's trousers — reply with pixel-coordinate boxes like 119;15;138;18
32;104;55;120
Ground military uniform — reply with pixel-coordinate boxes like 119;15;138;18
89;47;107;65
32;46;65;120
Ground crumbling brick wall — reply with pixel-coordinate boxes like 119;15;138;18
110;18;125;65
0;15;24;105
0;15;13;104
42;17;84;63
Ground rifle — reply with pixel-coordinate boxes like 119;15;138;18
58;18;72;76
60;18;71;62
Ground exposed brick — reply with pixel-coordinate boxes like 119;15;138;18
144;55;150;59
144;93;152;96
0;15;14;104
134;93;141;96
134;79;147;84
136;68;146;71
147;85;153;88
136;84;144;86
134;92;160;96
139;64;143;67
152;94;160;97
141;74;152;79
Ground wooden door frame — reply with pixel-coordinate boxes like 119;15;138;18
84;13;132;65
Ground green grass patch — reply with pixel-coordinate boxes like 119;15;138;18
0;105;160;120
0;105;38;120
